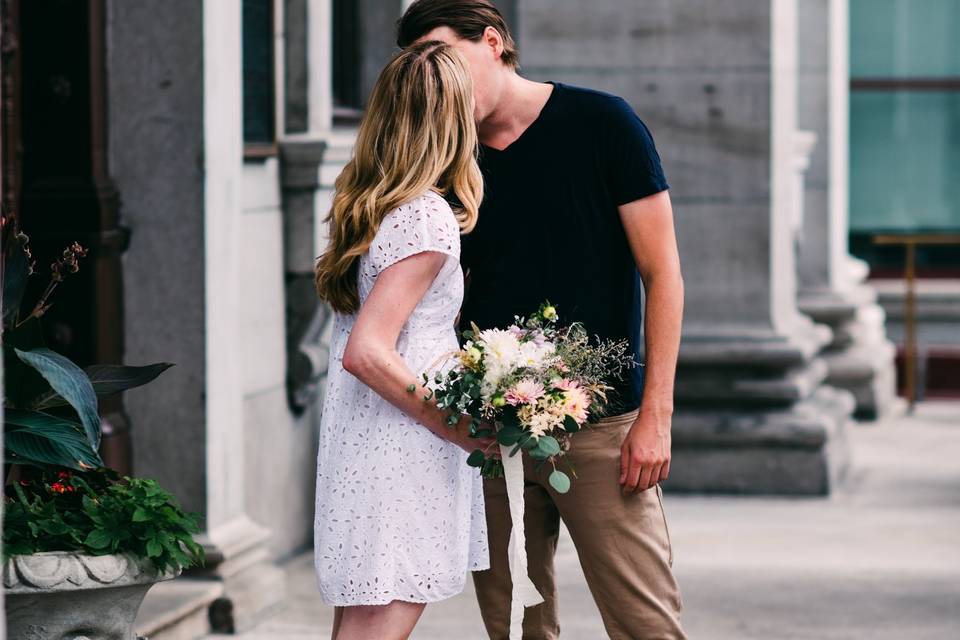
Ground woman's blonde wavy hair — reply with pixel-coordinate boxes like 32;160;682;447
314;40;483;314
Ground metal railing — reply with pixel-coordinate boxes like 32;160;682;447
871;233;960;412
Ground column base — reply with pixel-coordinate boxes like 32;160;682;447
822;340;901;420
665;385;854;495
800;285;900;420
187;516;287;633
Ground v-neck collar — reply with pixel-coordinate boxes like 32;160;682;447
479;81;560;155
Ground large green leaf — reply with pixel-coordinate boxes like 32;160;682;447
15;347;101;450
2;318;49;408
4;409;104;470
84;529;113;549
2;235;30;325
33;362;174;410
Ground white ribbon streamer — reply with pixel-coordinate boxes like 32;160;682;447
499;442;544;639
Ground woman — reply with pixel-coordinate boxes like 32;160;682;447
312;40;492;640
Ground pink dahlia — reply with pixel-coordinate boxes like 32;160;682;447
552;378;580;391
561;387;591;423
504;378;546;406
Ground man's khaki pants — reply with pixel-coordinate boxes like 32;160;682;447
472;408;687;639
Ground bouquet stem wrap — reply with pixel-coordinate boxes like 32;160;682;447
499;441;544;639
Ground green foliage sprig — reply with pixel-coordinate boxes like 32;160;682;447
1;213;201;573
2;466;205;574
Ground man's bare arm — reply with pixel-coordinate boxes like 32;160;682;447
616;189;684;493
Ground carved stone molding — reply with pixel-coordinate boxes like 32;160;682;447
3;550;180;592
5;551;180;640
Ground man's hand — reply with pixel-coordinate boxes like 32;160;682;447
619;411;672;493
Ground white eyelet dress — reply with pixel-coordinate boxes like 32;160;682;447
313;190;489;606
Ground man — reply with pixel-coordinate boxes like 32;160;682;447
398;2;687;638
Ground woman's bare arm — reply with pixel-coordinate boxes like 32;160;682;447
342;251;492;452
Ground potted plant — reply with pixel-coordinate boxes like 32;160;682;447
2;216;205;639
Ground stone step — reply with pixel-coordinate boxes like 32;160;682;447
136;577;224;640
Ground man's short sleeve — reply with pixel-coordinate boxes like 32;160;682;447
602;97;669;206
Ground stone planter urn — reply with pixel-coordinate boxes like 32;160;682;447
3;550;181;640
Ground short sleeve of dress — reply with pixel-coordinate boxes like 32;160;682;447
368;192;460;274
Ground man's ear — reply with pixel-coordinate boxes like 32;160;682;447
482;25;504;62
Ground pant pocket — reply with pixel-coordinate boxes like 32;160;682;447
654;483;674;567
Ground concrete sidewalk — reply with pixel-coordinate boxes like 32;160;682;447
205;401;960;639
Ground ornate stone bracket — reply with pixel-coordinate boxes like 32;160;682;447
280;139;333;415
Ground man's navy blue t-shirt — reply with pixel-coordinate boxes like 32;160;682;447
458;81;669;414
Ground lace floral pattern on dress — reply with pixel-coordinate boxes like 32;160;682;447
314;190;489;606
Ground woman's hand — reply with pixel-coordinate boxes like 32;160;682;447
445;414;496;454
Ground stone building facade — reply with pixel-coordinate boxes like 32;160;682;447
1;0;906;635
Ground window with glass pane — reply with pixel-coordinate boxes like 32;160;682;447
332;0;404;124
849;0;960;272
243;0;276;154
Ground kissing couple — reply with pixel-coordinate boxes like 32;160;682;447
312;1;687;639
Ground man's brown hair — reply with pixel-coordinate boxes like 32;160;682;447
397;0;519;70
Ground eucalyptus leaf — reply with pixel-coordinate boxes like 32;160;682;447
538;435;561;456
467;449;486;468
549;470;571;494
15;347;101;450
563;415;581;433
481;458;495;477
495;424;524;446
529;435;561;460
528;445;551;460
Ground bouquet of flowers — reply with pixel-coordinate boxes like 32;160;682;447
418;302;637;493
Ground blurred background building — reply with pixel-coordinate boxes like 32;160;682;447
0;0;955;636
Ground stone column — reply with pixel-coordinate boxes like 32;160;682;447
519;0;854;494
109;0;284;631
796;0;899;419
279;0;355;415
